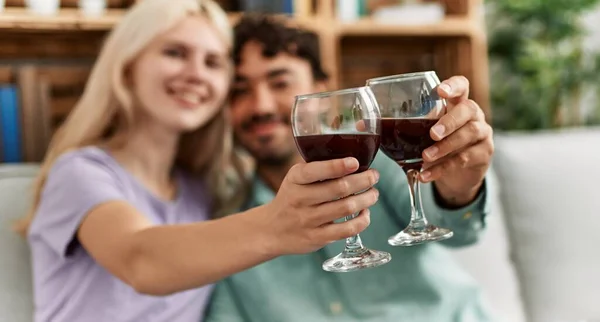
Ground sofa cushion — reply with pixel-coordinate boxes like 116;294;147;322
0;164;39;322
493;127;600;322
450;167;527;322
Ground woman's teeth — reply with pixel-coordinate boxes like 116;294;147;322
176;91;201;104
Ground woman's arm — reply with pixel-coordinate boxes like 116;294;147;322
77;158;380;296
78;202;276;295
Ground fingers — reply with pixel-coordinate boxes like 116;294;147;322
298;169;379;206
423;120;492;163
420;139;494;183
309;188;379;226
331;115;342;130
331;118;370;132
430;99;485;141
317;209;372;242
287;157;359;185
355;120;366;132
438;75;470;102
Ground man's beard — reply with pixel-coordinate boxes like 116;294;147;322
238;113;296;168
233;133;297;168
256;149;295;167
240;113;289;131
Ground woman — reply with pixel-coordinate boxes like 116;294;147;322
14;0;380;321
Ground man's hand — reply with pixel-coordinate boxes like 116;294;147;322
419;76;494;208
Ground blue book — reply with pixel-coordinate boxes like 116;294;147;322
282;0;294;15
241;0;294;14
0;85;23;163
0;88;3;162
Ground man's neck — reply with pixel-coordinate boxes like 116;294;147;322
256;156;301;192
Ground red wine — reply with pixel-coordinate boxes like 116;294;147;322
295;134;380;173
380;118;437;170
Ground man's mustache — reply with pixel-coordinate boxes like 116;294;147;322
241;113;290;131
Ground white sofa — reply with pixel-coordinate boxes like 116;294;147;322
1;128;599;322
450;127;600;322
0;164;38;322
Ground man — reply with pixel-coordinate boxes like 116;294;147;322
205;14;495;322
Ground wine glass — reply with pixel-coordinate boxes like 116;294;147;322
366;71;454;246
291;86;392;272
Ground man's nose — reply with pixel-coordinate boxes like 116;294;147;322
251;84;277;114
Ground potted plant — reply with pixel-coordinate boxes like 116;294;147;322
487;0;600;130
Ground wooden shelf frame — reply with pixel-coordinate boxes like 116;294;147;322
312;0;489;117
0;7;125;30
334;16;481;37
0;4;483;38
0;0;492;162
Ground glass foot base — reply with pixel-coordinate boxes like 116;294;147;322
388;225;453;247
322;248;391;273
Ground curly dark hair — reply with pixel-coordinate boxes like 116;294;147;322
233;14;329;81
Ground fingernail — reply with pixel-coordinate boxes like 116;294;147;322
373;170;380;183
421;171;432;181
432;124;445;138
424;146;439;159
439;83;452;95
344;157;357;169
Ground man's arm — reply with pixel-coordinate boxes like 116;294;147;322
417;75;494;246
421;176;491;247
373;152;490;247
420;76;494;210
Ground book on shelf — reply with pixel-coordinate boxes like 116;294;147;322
336;0;367;22
0;0;296;13
336;0;445;24
0;84;23;163
237;0;295;14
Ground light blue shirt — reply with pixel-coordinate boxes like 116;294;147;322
205;152;495;322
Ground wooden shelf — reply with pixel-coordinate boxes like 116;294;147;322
0;0;492;162
0;7;125;30
335;16;478;37
0;8;250;31
0;7;474;37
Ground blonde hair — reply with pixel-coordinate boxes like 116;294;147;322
14;0;246;236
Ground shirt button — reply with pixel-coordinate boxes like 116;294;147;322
330;301;343;315
462;211;472;220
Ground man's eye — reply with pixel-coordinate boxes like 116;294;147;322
231;88;249;97
272;82;288;90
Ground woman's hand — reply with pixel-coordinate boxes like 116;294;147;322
264;157;380;255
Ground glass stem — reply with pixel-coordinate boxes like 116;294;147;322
405;168;428;230
344;213;366;254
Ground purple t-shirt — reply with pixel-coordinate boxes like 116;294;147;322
27;147;214;322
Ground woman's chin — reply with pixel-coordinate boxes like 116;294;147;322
175;119;212;133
